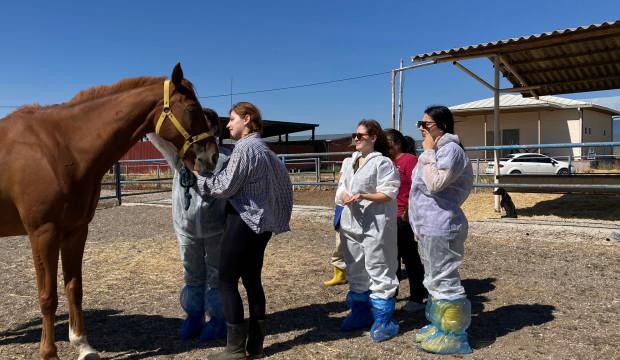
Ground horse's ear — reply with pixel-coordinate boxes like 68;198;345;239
171;63;184;86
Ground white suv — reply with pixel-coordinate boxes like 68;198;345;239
485;153;575;175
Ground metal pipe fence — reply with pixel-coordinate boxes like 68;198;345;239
101;141;620;204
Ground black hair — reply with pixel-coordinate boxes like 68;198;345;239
424;105;464;149
403;135;417;155
203;108;220;136
385;128;417;155
424;105;454;134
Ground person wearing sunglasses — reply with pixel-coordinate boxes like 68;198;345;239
335;119;401;342
384;129;428;314
408;106;474;354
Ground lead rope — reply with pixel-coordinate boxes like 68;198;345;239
179;167;197;211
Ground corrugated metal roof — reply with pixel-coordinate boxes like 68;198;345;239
450;94;620;115
212;116;319;140
411;20;620;97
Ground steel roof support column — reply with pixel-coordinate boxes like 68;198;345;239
493;56;501;212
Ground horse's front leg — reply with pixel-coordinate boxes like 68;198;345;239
29;223;61;360
61;225;99;360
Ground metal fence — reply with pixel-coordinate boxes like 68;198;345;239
101;141;620;205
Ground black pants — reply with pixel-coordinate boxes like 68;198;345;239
397;218;428;303
219;203;272;324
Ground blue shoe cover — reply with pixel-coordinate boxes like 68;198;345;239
340;291;373;331
180;314;205;340
200;317;227;341
181;285;205;314
425;296;436;324
205;288;225;319
369;297;399;342
179;285;205;339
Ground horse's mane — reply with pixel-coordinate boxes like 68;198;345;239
15;76;166;114
68;76;165;105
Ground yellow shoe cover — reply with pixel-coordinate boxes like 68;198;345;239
420;330;472;354
435;299;471;334
419;298;472;354
323;267;347;286
414;324;437;343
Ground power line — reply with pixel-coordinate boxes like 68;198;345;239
198;70;392;99
0;69;393;107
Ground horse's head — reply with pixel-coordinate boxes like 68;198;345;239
152;63;219;173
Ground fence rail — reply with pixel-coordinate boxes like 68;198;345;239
100;142;620;205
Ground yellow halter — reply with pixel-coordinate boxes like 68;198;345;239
155;80;213;157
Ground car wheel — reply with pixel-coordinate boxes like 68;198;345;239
510;170;521;174
558;168;569;176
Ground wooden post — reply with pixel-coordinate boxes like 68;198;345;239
391;69;396;129
397;59;405;131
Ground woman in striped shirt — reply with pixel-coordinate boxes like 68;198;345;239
190;102;293;360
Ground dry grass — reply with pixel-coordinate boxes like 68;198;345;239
295;188;620;222
0;191;618;359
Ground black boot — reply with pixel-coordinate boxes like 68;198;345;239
208;322;247;360
246;319;266;359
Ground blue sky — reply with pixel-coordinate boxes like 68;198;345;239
1;1;619;139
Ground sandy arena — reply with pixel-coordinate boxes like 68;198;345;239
0;190;618;359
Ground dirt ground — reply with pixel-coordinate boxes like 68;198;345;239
0;190;619;359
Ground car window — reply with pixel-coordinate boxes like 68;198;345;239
529;156;551;163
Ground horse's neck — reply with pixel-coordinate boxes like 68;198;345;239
68;84;161;178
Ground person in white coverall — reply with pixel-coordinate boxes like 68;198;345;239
149;108;231;341
335;119;401;343
408;105;474;354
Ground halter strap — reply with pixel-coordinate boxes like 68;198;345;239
155;80;213;157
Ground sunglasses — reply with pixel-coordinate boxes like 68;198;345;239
352;133;370;140
417;120;436;130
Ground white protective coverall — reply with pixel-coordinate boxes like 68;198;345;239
148;134;231;290
335;151;400;300
407;132;474;354
408;133;473;301
148;134;231;340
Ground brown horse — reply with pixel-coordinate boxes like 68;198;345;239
0;64;219;359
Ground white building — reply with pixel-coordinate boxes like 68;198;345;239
450;95;620;160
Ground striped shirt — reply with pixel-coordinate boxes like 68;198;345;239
196;133;293;234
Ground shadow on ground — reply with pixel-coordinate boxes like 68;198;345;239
518;193;620;220
0;278;555;357
264;277;554;355
462;277;555;349
0;309;220;359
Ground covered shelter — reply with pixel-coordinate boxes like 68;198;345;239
392;20;620;208
216;117;319;142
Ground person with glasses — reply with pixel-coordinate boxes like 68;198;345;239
384;129;428;313
409;106;474;354
336;119;401;342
